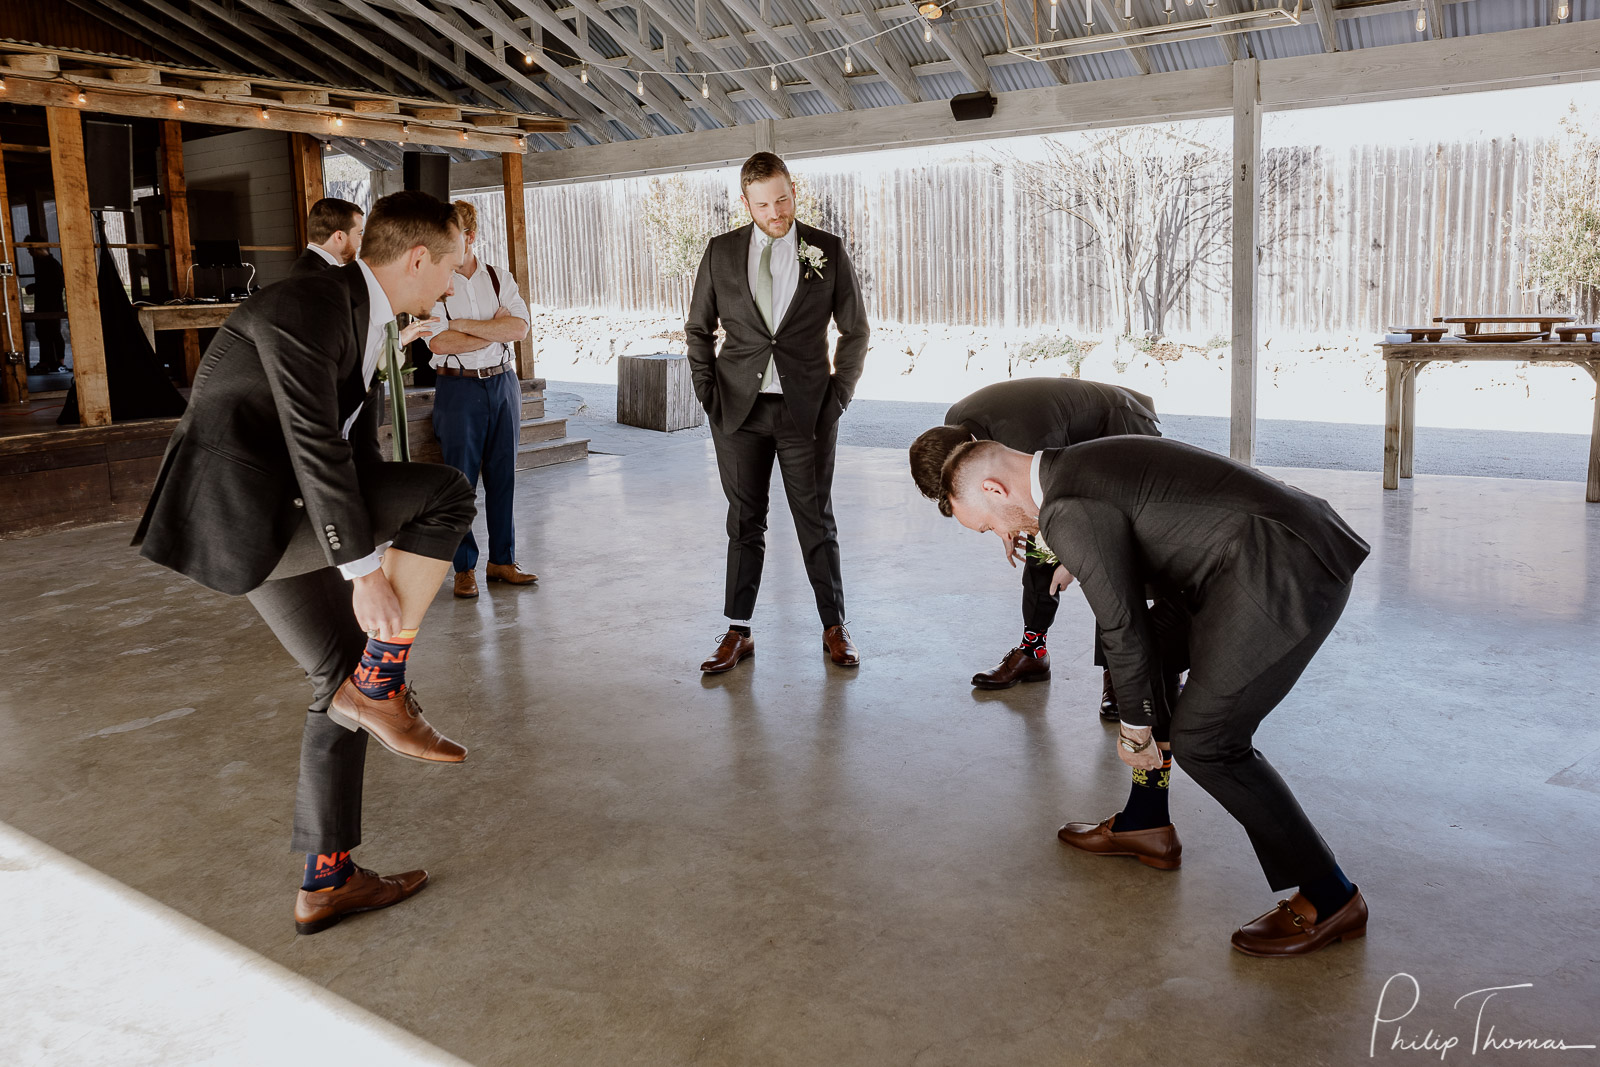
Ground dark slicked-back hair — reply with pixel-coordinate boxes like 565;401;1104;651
937;438;996;518
739;151;792;194
909;425;974;502
307;197;364;244
359;191;460;267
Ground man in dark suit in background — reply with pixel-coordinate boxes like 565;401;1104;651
291;197;365;276
909;378;1160;708
134;192;474;936
686;152;870;673
938;436;1371;957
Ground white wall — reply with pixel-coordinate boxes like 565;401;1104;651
182;129;297;289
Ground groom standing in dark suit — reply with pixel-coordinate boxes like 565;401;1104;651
686;152;869;673
134;192;475;935
938;436;1371;957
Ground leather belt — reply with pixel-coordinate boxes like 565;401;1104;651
436;360;512;379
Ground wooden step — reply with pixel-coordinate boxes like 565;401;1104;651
519;416;567;446
517;436;589;470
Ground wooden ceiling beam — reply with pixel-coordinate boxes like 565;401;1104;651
285;0;472;103
121;0;298;79
562;0;743;128
59;0;241;71
812;0;921;103
633;0;793;118
1311;0;1341;51
717;0;854;110
233;0;405;93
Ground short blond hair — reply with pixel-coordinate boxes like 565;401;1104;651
453;199;478;236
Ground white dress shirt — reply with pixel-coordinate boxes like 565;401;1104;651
336;260;398;580
424;258;530;371
307;242;340;266
748;225;799;394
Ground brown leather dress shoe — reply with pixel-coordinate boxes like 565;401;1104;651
701;629;754;673
1231;890;1368;958
972;645;1050;689
453;571;478;598
1057;814;1182;870
1100;669;1121;720
328;680;468;763
823;624;860;667
486;562;538;585
294;865;430;935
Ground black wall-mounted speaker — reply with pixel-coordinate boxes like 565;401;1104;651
402;152;451;202
84;120;134;210
950;91;998;122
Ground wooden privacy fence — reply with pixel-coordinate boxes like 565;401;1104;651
463;135;1547;337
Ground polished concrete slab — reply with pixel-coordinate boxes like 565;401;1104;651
2;444;1597;1065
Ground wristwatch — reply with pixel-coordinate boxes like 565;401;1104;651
1119;730;1153;754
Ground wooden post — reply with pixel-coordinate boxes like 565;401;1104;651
1230;58;1261;466
289;133;324;251
1383;356;1402;491
160;120;201;383
46;106;111;427
502;150;534;379
0;143;28;403
1583;360;1599;504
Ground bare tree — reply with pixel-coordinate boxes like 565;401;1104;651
1527;105;1600;320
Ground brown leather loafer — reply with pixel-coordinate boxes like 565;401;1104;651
1057;814;1182;870
294;865;429;935
823;624;860;667
701;629;754;673
486;562;538;585
1100;669;1121;721
328;680;468;763
453;571;478;598
1231;889;1368;958
972;645;1050;689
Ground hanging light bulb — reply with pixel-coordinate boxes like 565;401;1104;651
1415;4;1426;32
770;69;778;91
359;138;367;145
260;107;269;121
1558;0;1570;18
0;76;8;92
518;135;527;148
77;91;87;105
1084;0;1094;27
580;63;589;84
524;50;535;65
1049;0;1059;31
334;115;343;127
701;74;710;98
175;99;185;111
844;50;853;74
460;130;468;141
924;21;933;41
636;72;645;96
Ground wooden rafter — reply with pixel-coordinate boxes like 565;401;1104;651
59;0;242;70
927;9;993;93
1311;0;1341;52
717;0;854;110
1087;0;1154;76
634;0;794;118
563;0;743;128
234;0;405;93
122;0;298;78
993;0;1071;84
844;0;930;100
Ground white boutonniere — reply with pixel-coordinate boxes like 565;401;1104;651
798;239;827;280
1025;532;1058;566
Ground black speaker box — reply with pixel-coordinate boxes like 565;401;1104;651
84;120;134;210
402;152;452;202
950;91;998;123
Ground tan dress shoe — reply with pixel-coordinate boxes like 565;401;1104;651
486;562;538;585
328;679;468;763
823;624;860;667
453;571;478;598
294;865;429;935
701;629;754;673
1231;890;1368;958
972;645;1050;689
1057;814;1182;870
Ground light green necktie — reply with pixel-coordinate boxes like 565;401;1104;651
755;237;778;390
384;320;410;462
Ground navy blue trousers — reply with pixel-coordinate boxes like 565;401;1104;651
431;370;520;573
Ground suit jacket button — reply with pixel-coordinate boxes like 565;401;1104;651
324;524;335;532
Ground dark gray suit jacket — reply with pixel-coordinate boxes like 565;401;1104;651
685;222;869;437
290;247;335;276
947;377;1160;451
1036;437;1369;726
132;263;384;596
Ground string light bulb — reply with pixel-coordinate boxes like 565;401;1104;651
77;91;87;104
334;115;343;126
460;130;468;141
580;63;589;84
175;99;185;111
770;69;778;91
1049;0;1059;31
701;74;710;98
0;76;7;91
637;72;645;96
844;50;853;74
1558;0;1569;17
924;21;932;41
260;107;269;121
1415;4;1426;31
524;50;535;65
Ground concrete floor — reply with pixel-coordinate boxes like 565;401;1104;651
2;441;1598;1065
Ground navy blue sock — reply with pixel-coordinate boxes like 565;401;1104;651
1113;753;1172;832
1300;864;1356;920
302;850;354;892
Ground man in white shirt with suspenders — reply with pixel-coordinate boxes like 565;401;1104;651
424;200;537;599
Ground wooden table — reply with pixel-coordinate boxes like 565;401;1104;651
135;302;240;349
1432;314;1573;337
1383;342;1600;502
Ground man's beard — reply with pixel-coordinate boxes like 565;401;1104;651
758;216;794;239
999;501;1039;539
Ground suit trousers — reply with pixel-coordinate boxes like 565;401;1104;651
1167;579;1352;891
1020;541;1061;633
711;394;845;627
431;370;521;574
246;460;475;854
